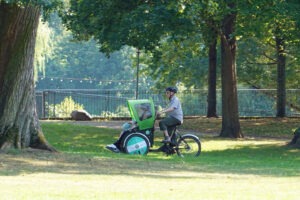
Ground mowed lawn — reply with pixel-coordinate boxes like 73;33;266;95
0;118;299;200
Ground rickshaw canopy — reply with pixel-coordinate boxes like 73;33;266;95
127;99;155;130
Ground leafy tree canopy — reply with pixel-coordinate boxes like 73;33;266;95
1;0;63;18
61;0;192;55
35;13;141;90
236;0;300;89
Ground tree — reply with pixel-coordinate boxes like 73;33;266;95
218;1;242;137
270;1;300;117
61;0;191;54
146;1;220;117
62;0;244;137
146;1;242;137
144;35;208;89
217;0;298;135
186;0;242;137
275;25;287;117
206;35;218;118
62;0;300;137
188;2;220;118
237;0;300;117
0;1;60;150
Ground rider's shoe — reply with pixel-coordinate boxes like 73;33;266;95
106;144;120;153
162;136;171;143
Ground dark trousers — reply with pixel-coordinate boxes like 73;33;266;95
159;116;181;135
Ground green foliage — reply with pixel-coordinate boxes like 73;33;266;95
237;37;300;89
145;36;212;89
2;0;64;83
34;19;53;80
34;0;300;91
61;0;192;54
59;1;210;89
236;0;300;89
36;13;140;90
48;96;84;118
1;0;63;17
100;104;129;118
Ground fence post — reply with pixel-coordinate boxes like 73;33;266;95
136;49;140;99
42;91;45;118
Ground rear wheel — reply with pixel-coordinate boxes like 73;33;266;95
122;133;150;155
176;134;201;157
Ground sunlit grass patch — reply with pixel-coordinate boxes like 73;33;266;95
40;121;300;177
1;120;299;200
42;123;119;155
182;117;299;138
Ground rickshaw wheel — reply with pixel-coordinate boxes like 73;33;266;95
122;132;150;155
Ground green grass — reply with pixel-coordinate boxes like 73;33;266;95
42;123;117;155
1;119;300;200
182;117;299;138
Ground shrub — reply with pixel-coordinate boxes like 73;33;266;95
48;96;84;118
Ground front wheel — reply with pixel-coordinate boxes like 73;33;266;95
176;134;201;157
122;132;150;155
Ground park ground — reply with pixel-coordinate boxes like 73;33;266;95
54;117;300;138
0;117;299;200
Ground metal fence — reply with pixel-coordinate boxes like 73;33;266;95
35;89;300;119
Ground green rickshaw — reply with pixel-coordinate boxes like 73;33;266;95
119;99;201;157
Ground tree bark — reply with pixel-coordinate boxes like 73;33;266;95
275;27;286;117
288;127;300;147
206;38;218;118
0;3;55;151
219;3;243;138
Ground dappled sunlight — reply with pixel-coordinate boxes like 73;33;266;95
288;148;300;154
4;157;62;167
252;122;267;126
203;138;286;152
73;132;102;140
22;121;298;183
1;149;299;178
1;138;300;200
182;117;299;138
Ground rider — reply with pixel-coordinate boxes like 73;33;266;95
157;87;183;143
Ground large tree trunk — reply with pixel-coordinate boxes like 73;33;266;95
275;27;286;117
0;3;55;151
207;38;218;118
219;3;243;138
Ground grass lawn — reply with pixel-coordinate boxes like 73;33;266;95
0;118;299;200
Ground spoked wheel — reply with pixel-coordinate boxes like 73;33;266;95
122;133;150;155
176;134;201;157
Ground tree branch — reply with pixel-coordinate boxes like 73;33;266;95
262;52;276;62
245;58;277;66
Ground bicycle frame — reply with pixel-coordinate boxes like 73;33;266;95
149;125;180;155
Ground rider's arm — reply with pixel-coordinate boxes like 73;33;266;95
158;106;175;115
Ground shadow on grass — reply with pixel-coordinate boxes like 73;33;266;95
1;142;299;178
2;122;298;178
198;143;300;176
